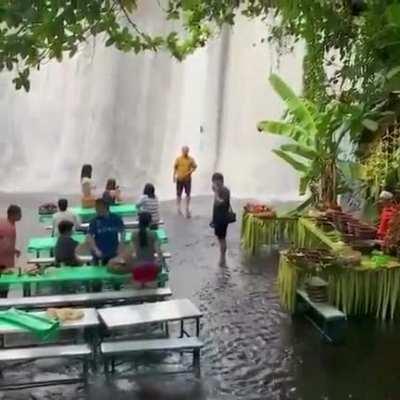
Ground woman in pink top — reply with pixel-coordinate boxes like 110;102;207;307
0;205;22;297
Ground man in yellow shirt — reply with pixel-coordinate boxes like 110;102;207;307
173;146;197;218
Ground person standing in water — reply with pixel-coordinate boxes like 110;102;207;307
0;205;22;297
211;173;231;267
173;146;197;218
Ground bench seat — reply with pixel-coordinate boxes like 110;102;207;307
0;344;91;390
297;289;345;320
101;337;203;355
101;337;203;376
0;343;91;362
0;288;172;310
46;219;165;232
296;288;347;344
28;252;171;266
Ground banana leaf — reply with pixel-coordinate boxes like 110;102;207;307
258;120;309;142
273;149;309;173
280;143;318;160
269;74;317;136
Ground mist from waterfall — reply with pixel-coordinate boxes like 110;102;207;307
0;2;303;202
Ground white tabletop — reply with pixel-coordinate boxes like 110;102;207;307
0;308;99;334
98;298;202;329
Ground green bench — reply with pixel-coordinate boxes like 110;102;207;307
295;288;347;344
27;229;168;257
0;266;169;296
27;252;171;267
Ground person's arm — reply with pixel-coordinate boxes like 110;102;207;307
87;222;102;257
214;187;229;205
173;158;179;182
137;194;146;209
87;235;102;257
115;187;122;202
190;158;197;175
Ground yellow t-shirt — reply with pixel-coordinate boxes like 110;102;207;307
174;156;197;181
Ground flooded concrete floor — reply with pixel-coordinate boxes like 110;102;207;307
0;194;399;400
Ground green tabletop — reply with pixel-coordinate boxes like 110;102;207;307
27;229;168;254
0;266;168;289
39;203;138;223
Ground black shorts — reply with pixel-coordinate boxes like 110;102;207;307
214;223;228;239
177;179;191;197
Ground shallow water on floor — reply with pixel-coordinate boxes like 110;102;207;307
0;195;400;400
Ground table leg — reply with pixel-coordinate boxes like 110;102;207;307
196;317;200;337
180;320;184;338
23;284;31;297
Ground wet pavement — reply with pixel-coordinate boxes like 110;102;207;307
0;195;400;399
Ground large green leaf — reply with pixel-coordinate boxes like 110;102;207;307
257;120;308;142
280;143;318;160
287;197;313;216
273;149;309;173
386;4;400;28
299;175;311;195
269;74;317;136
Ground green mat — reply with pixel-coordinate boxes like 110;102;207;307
39;203;138;223
27;228;168;254
0;308;59;340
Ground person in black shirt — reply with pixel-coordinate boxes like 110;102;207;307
211;173;230;267
54;220;82;265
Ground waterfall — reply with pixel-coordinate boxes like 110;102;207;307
0;2;304;202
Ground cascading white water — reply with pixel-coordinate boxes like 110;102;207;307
0;2;303;201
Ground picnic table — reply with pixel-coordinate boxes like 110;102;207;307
39;203;138;223
0;266;169;296
27;229;168;257
98;298;202;337
0;308;98;389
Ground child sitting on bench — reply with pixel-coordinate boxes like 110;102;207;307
55;220;82;266
109;212;161;288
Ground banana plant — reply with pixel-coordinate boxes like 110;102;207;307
258;74;380;211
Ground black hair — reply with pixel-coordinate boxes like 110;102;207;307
58;220;74;235
143;183;155;199
81;164;92;180
138;212;152;247
58;198;68;212
212;172;224;183
7;204;21;217
106;178;117;191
